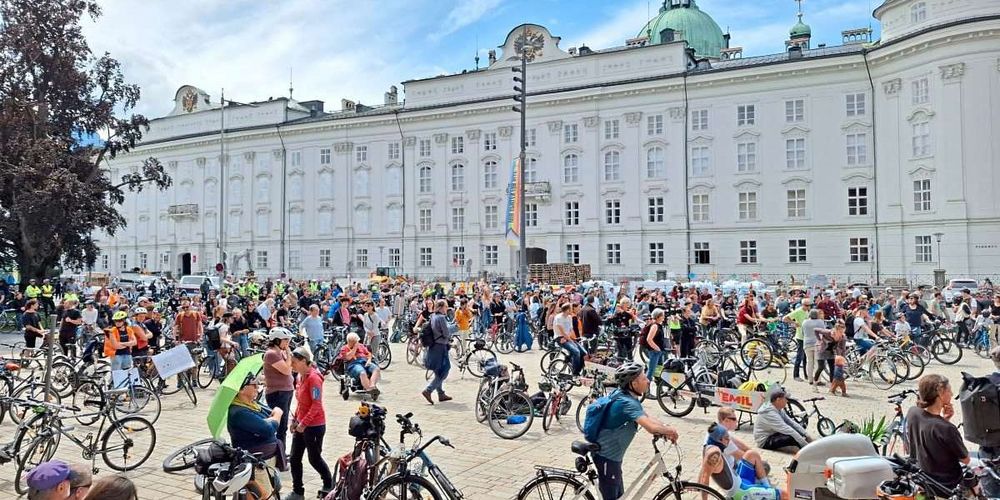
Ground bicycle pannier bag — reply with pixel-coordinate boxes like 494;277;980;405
959;372;1000;447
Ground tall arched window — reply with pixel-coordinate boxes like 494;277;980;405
646;146;665;178
525;157;538;183
385;166;402;196
256;175;270;202
355;206;370;233
386;205;402;232
418;165;432;193
483;161;498;190
318;208;333;235
603;151;621;182
318;170;333;198
229;176;243;205
354;169;370;197
288;173;304;200
563;154;579;184
450;164;465;191
289;210;303;236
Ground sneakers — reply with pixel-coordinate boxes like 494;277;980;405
370;387;380;401
421;390;434;405
438;393;453;403
793;376;804;382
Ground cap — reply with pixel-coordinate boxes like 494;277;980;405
708;424;729;442
26;460;71;491
769;386;788;402
292;346;313;364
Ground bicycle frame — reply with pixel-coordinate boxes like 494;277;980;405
533;443;673;500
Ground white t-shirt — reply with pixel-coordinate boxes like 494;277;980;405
81;308;99;326
853;317;869;339
553;313;574;339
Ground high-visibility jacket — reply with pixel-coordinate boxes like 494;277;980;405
104;325;138;357
63;292;79;303
41;285;54;298
25;285;41;298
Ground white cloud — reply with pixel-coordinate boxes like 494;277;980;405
565;2;651;50
82;0;445;118
430;0;504;41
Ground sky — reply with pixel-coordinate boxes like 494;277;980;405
82;0;882;119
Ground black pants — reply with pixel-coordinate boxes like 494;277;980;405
265;390;293;449
761;433;801;452
290;424;333;494
814;358;834;382
793;339;805;378
679;332;695;358
592;454;624;499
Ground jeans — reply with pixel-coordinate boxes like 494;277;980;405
236;334;249;358
793;339;805;378
855;338;874;355
560;340;585;375
110;354;133;371
265;390;293;449
290;425;333;494
425;347;451;394
592;454;624;499
645;349;663;382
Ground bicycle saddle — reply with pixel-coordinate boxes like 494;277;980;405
571;440;600;456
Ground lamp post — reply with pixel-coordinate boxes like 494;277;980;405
512;31;528;292
933;232;945;288
933;232;944;269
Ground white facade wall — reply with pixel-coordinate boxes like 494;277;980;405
99;6;1000;283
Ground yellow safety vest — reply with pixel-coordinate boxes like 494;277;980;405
25;285;41;298
41;285;54;297
64;292;79;303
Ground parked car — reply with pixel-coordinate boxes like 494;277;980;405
943;278;978;302
178;275;221;295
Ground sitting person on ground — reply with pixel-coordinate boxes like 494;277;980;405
82;475;137;500
701;423;786;500
591;362;679;500
338;332;381;399
907;374;969;492
753;387;812;453
227;375;287;468
714;407;772;475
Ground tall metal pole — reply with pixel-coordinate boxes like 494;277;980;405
219;90;226;277
514;38;528;291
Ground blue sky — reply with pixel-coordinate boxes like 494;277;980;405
84;0;880;118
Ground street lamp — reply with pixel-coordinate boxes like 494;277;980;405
933;232;944;269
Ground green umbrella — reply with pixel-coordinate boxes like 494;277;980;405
206;353;265;439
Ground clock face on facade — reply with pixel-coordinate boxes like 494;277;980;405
181;89;198;113
514;27;545;62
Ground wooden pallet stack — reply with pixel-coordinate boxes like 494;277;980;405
529;263;591;284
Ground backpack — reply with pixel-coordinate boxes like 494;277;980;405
959;372;1000;447
844;314;856;339
327;450;368;500
583;389;623;443
419;316;436;348
205;325;222;350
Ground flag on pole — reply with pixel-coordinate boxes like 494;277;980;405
505;158;522;247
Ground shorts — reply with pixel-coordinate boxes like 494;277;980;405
347;360;376;379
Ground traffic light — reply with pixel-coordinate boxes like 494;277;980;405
512;66;525;114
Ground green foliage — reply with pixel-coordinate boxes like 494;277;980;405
858;414;888;446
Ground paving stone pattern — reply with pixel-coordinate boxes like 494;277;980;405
0;340;991;499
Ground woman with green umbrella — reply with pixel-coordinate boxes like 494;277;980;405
227;374;287;469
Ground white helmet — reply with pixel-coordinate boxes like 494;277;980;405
212;462;253;494
268;327;292;341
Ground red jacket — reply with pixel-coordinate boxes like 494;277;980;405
294;367;326;427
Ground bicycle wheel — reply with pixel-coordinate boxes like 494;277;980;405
931;337;963;365
656;380;697;418
516;473;595;500
405;339;422;366
740;339;772;371
466;347;497;378
882;429;908;456
495;330;514;354
869;356;899;390
817;416;836;437
0;375;12;424
10;383;60;425
541;396;557;432
377;342;392;370
652;480;727;500
575;394;595;433
50;360;76;398
11;411;59;464
475;381;495;423
783;399;807;424
101;415;157;471
449;337;466;361
539;350;559;374
73;379;104;426
889;354;910;383
15;433;60;495
114;384;162;424
196;356;218;388
903;352;925;381
182;373;198;405
487;390;534;440
162;437;216;473
367;473;443;500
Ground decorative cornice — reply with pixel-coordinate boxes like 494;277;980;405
583;116;599;128
624;112;642;126
840;120;872;131
906;108;935;122
465;129;481;140
781;175;812;185
907;165;936;177
939;62;965;81
433;133;449;144
781;125;810;135
733;130;761;139
546;120;563;134
498;126;513;138
333;141;353;153
883;78;902;96
733;179;763;188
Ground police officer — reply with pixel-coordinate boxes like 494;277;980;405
40;279;55;316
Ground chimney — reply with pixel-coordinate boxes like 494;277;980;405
568;47;578;56
384;85;398;105
787;45;803;59
723;32;731;49
341;99;356;111
488;49;497;65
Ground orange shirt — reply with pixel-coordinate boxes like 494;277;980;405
455;309;473;331
103;326;137;357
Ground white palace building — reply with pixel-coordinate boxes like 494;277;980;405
99;0;1000;283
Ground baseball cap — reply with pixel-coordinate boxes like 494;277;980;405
26;460;71;492
292;346;313;364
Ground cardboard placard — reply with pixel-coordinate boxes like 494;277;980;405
151;344;196;379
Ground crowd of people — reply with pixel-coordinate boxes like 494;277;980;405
5;273;1000;500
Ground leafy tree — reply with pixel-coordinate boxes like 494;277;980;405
0;0;170;280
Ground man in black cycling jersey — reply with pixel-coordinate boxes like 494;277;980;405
592;362;678;499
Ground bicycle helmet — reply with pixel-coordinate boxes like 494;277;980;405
615;362;645;388
112;310;128;321
132;307;148;315
268;327;292;341
213;461;253;495
876;479;916;500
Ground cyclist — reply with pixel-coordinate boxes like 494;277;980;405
592;362;679;500
553;302;584;375
700;423;786;500
104;310;137;371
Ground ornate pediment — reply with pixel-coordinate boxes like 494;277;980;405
493;24;570;67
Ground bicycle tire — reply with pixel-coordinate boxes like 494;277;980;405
818;417;836;437
101;415;157;471
516;473;595;500
541;396;557;432
182;373;198;405
405;339;422;366
196;356;217;389
931;337;963;365
903;352;925;381
114;384;162;424
496;330;514;354
783;399;807;424
487;390;534;440
475;380;494;423
50;360;76;398
539;350;559;374
73;379;104;426
466;347;497;378
656;379;697;417
869;356;898;390
377;342;392;370
367;473;443;500
15;433;60;495
652;480;727;500
162;437;216;473
9;383;60;425
0;375;12;424
740;339;772;371
12;411;60;464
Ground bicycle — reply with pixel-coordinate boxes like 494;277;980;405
485;363;535;439
365;412;465;500
793;396;837;437
882;389;916;456
575;370;613;433
425;337;496;380
14;393;157;494
516;437;725;500
539;373;579;432
0;307;19;332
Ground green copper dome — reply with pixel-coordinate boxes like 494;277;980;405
790;18;811;37
640;0;725;59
